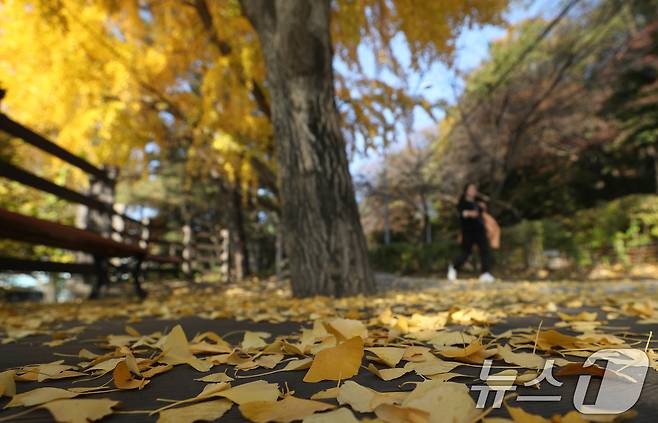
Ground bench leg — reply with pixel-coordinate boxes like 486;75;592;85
90;256;109;299
133;255;147;299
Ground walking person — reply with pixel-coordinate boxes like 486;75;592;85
447;183;496;282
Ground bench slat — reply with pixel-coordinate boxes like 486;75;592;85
0;256;95;274
0;160;112;213
0;113;111;183
0;208;146;258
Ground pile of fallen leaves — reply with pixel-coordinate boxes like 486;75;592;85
1;278;658;422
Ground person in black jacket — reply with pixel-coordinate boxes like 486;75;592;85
447;183;495;282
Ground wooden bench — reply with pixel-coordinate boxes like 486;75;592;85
0;112;179;298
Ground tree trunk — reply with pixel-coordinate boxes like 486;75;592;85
240;0;375;297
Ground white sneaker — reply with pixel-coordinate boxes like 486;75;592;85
447;265;457;281
479;272;495;283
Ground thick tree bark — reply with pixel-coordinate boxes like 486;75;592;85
240;0;375;297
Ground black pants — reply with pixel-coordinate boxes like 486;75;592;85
453;229;492;273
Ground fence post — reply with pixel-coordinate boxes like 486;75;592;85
220;229;230;282
182;223;194;280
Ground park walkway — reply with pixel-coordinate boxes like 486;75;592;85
1;276;657;422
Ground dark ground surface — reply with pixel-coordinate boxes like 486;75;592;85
1;277;657;422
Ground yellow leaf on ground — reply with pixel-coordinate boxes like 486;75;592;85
240;395;335;423
40;398;118;423
159;325;212;372
242;331;270;352
366;347;405;367
505;404;550;423
113;360;149;390
195;372;234;383
303;336;364;382
157;399;232;423
310;387;339;400
218;380;280;404
402;381;479;423
497;345;545;370
324;318;368;341
302;407;359;423
367;363;411;381
337;381;407;413
429;331;476;347
6;387;78;408
0;370;16;397
374;403;430;423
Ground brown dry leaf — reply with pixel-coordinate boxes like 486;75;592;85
113;360;149;390
302;407;359;423
401;381;479;423
366;347;405;367
367;363;411;381
497;345;545;370
157;399;232;423
195;371;234;383
337;381;407;413
6;387;78;408
303;336;364;382
239;395;335;423
0;370;16;397
40;398;118;423
159;325;212;372
374;403;430;423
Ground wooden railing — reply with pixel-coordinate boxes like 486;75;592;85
0;111;229;296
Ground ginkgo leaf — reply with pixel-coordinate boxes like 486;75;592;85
366;347;405;367
404;356;461;376
402;381;479;423
301;407;359;423
429;331;476;347
337;381;407;413
497;345;545;370
157;399;232;423
195;372;234;383
142;364;174;378
281;358;313;371
6;387;78;408
239;395;335;423
304;336;364;382
113;360;149;390
324;318;368;341
367;363;411;381
310;387;339;400
374;403;430;423
218;380;280;404
159;325;212;372
428;372;466;382
242;331;271;352
0;370;16;397
505;404;551;423
40;398;118;423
